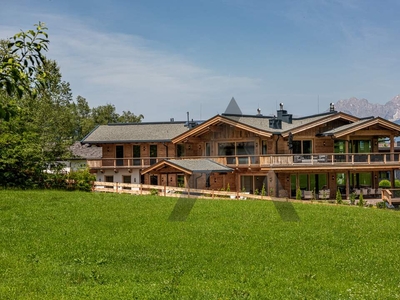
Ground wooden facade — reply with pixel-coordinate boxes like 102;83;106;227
82;104;400;200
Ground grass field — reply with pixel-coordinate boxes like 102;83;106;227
1;190;399;299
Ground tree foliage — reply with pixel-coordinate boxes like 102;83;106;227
0;22;49;104
0;23;143;188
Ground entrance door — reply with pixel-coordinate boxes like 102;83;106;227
150;175;158;185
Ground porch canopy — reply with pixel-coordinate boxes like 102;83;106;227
142;158;233;175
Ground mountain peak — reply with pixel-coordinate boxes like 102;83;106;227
335;95;400;121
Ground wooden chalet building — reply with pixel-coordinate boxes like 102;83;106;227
81;98;400;199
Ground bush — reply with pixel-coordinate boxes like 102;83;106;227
379;179;391;188
349;192;356;205
395;180;400;197
336;189;343;204
67;168;96;192
261;183;266;196
376;201;386;209
358;192;365;207
296;188;302;200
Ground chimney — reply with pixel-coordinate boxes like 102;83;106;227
276;102;292;124
330;103;335;112
269;116;282;129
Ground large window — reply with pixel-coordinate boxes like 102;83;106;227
241;175;267;194
293;140;312;155
218;142;255;164
298;174;327;192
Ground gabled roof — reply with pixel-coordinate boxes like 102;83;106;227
70;142;102;159
172;111;360;143
81;122;188;144
142;159;233;175
321;117;400;138
280;112;359;137
172;115;273;143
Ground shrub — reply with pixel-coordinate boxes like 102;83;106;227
261;183;266;196
296;188;302;200
349;192;356;205
379;179;391;188
269;188;274;197
336;189;343;204
226;183;230;192
395;180;400;197
358;192;365;207
67;168;96;192
150;188;159;196
376;201;386;209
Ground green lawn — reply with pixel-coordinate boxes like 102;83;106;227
1;190;399;299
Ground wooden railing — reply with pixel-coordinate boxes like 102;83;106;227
87;152;400;169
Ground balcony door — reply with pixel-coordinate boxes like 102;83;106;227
150;145;157;165
116;145;124;166
133;145;141;166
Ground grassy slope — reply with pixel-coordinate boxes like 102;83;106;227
0;190;399;299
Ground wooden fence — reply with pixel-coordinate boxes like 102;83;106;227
92;181;275;201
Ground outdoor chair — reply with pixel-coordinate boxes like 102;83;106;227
303;191;313;200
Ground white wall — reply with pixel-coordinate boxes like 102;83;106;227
96;169;141;184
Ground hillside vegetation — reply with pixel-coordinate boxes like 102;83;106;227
1;190;399;299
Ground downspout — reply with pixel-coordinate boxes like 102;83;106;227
163;143;169;186
275;134;280;154
194;173;203;189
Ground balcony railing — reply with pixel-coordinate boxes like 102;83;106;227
87;153;400;169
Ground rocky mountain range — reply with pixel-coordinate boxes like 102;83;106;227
334;95;400;123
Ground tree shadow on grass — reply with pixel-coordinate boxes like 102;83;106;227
168;198;197;222
273;201;301;222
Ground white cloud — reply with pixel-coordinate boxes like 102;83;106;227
0;14;264;121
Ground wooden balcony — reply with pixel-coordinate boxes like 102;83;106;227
87;153;400;171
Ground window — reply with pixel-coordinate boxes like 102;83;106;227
205;143;211;156
262;140;267;154
105;175;114;188
133;145;141;166
177;175;184;187
240;175;267;194
150;145;157;165
123;176;131;184
293;140;312;155
122;175;131;190
218;142;255;164
177;144;185;157
116;145;124;166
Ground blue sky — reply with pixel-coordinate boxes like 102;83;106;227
1;0;400;121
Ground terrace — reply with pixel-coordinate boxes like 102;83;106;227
87;152;400;170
